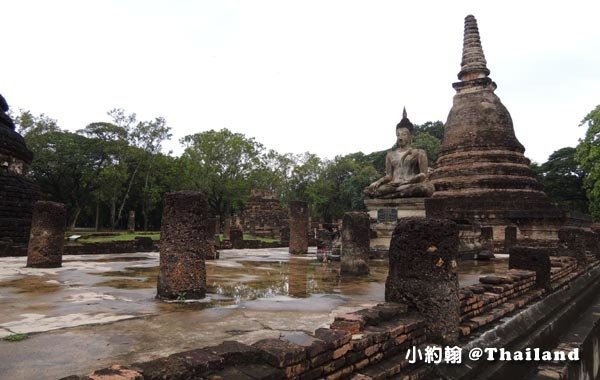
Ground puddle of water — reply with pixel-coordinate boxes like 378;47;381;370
0;276;62;294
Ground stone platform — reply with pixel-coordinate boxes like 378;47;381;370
364;198;427;250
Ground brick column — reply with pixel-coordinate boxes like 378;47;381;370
289;201;308;254
504;226;517;253
230;228;243;249
385;217;459;344
340;212;370;275
206;217;218;260
26;201;67;268
127;210;135;233
157;191;210;300
223;217;231;240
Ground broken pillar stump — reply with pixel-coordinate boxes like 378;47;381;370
478;226;494;260
341;212;370;275
223;217;231;240
385;217;459;344
157;191;211;300
289;201;308;254
505;225;517;253
508;246;553;290
230;228;243;249
26;201;67;268
128;210;135;233
206;217;218;260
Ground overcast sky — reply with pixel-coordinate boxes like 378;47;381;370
2;1;599;163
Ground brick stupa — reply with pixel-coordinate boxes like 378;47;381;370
0;93;38;256
425;16;580;240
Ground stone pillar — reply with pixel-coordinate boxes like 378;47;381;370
26;201;67;268
206;217;218;260
504;226;517;253
280;227;290;246
340;212;370;275
157;191;210;300
289;201;308;254
127;210;135;233
385;217;459;344
478;226;494;259
223;217;231;239
508;246;553;290
558;227;586;267
230;228;243;249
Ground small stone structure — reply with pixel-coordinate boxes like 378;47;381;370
385;217;460;344
26;201;67;268
242;189;288;239
340;212;370;275
127;211;135;232
289;201;309;254
157;191;211;300
0;93;38;256
230;228;243;249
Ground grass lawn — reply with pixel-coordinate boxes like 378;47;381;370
65;231;279;244
66;231;160;244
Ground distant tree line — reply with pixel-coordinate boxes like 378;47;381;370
11;105;600;229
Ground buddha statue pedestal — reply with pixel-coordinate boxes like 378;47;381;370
364;198;427;251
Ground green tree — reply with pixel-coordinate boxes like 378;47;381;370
534;147;588;213
306;155;378;221
576;105;600;220
25;129;112;227
179;128;264;216
84;109;172;229
412;131;441;164
414;121;444;140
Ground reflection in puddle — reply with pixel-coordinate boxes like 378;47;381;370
0;276;62;294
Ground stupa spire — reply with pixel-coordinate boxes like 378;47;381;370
402;107;407;119
457;15;490;81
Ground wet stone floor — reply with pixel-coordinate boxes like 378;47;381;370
0;248;507;379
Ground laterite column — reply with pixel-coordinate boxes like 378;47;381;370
385;217;460;344
289;201;308;254
157;191;210;300
26;201;67;268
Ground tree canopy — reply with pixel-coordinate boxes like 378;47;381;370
15;104;595;228
576;105;600;220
